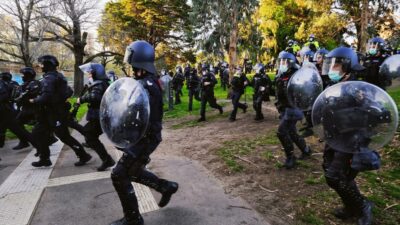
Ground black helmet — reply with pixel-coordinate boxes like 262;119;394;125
20;67;36;82
38;55;59;72
123;40;156;74
201;63;209;71
176;66;182;73
79;63;108;80
322;47;364;81
0;72;12;81
288;39;294;47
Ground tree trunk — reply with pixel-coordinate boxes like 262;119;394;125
73;51;84;95
228;7;238;81
359;0;369;53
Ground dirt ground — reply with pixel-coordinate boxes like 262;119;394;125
157;101;318;225
157;97;400;225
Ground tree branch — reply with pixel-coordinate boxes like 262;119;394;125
0;46;22;59
0;58;23;64
84;51;123;63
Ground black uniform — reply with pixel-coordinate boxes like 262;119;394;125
321;74;375;222
80;79;115;171
275;68;311;168
186;68;200;112
229;73;248;121
111;74;177;225
199;71;223;121
172;72;184;104
221;68;230;91
0;79;37;150
363;54;391;90
251;72;271;120
31;70;91;167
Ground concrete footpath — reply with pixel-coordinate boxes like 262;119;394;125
0;128;270;225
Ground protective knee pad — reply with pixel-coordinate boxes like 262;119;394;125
128;156;151;180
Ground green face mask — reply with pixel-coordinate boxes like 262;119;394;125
369;48;377;55
328;71;342;82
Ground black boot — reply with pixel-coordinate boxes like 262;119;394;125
12;141;30;150
74;153;92;166
357;201;373;225
242;104;248;113
109;215;143;225
299;146;312;160
284;154;296;169
158;180;179;207
32;159;52;167
197;117;206;122
333;207;356;220
97;157;116;171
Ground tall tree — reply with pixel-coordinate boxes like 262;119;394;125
333;0;400;52
190;0;258;78
0;0;52;66
37;0;113;94
98;0;191;73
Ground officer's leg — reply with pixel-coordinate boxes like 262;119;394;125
188;89;193;112
229;92;239;120
324;148;372;224
68;118;86;137
174;89;180;104
31;122;52;167
257;95;264;119
6;115;36;150
287;119;311;159
54;122;91;166
110;154;143;225
277;117;296;169
235;93;247;111
208;94;223;114
198;94;207;121
300;111;314;137
84;120;115;171
127;139;178;208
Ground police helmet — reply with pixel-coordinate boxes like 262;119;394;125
123;40;156;74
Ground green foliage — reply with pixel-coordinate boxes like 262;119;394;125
98;0;191;69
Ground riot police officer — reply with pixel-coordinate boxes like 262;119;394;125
221;62;230;91
0;72;34;150
286;39;301;55
172;66;185;104
251;63;272;121
274;51;311;169
110;40;178;225
229;67;249;121
186;67;200;112
198;64;223;122
363;37;391;90
11;67;43;150
304;34;320;52
160;69;174;111
78;63;116;171
319;47;374;225
314;48;330;88
0;72;39;152
29;55;91;167
107;70;118;82
244;58;253;75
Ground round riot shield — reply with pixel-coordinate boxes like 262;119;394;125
312;81;398;153
287;67;323;111
379;55;400;80
100;78;150;148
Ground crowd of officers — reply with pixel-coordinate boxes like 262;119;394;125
159;34;397;225
0;34;397;225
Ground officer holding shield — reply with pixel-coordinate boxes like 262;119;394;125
107;41;178;225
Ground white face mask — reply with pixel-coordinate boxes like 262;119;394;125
202;71;207;76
